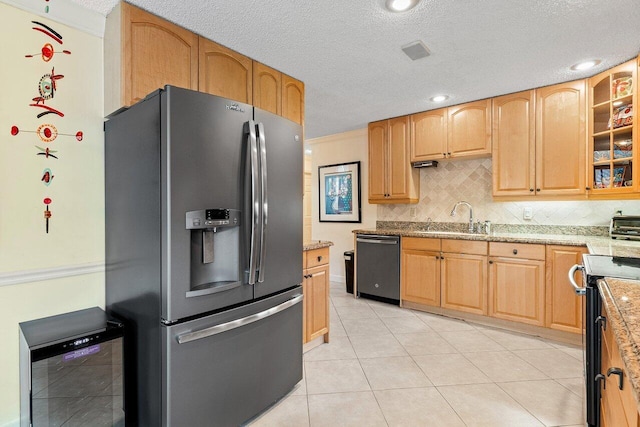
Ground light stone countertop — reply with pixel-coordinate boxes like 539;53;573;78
599;278;640;414
303;240;333;251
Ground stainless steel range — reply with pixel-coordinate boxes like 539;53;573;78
569;254;640;427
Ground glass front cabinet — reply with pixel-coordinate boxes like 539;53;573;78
588;59;637;196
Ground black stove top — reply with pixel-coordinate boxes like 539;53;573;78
582;254;640;283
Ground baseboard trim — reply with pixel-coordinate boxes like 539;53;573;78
0;262;105;287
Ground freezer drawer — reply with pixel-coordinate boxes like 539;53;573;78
162;287;303;426
356;234;400;303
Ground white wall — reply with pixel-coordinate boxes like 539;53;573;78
0;3;104;425
308;128;377;283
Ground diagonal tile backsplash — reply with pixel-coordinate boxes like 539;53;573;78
377;158;638;226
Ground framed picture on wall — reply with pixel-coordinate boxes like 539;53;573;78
318;161;361;223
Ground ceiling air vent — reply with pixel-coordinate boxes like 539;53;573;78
402;41;431;61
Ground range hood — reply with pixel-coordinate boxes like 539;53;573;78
412;160;438;168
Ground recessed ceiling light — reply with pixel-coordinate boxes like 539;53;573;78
570;60;601;71
430;95;448;102
385;0;420;12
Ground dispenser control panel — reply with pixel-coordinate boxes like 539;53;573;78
186;209;240;229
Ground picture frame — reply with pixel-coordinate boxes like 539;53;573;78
318;161;361;223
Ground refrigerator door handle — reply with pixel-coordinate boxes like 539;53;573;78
257;122;268;283
247;120;260;285
176;294;303;344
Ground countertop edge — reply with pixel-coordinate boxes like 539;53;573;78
303;241;334;251
599;278;640;415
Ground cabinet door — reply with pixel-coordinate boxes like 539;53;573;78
122;3;199;106
489;257;545;326
304;265;329;343
492;91;536;196
447;99;492;158
253;61;281;116
545;245;586;333
368;120;388;201
282;74;305;125
401;249;440;306
535;80;587;195
388;116;411;198
441;253;488;315
411;109;447;161
199;38;252;104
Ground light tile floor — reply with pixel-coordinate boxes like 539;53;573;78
248;282;585;427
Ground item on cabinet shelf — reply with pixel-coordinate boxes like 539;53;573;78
613;166;626;187
593;150;610;162
612;76;633;98
594;168;610;188
608;104;633;129
614;139;633;158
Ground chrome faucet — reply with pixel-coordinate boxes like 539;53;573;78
450;201;474;233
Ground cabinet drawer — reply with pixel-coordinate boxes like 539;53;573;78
489;242;545;260
305;247;329;269
442;239;487;256
402;237;441;251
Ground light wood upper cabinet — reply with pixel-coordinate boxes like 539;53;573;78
410;100;491;162
282;74;305;126
368;120;388;201
545;245;586;334
252;61;281;115
492;90;536;196
535;80;587;195
447;99;492;158
199;38;252;104
368;117;419;204
411;108;448;161
252;64;305;126
105;3;304;125
105;2;199;114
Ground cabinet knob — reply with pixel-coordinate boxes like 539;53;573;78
513;249;518;255
317;256;323;262
529;188;534;192
447;152;451;157
489;260;493;264
607;367;624;390
442;153;446;156
536;188;541;192
586;187;591;191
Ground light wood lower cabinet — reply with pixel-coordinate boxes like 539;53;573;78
545;245;587;333
401;238;441;307
441;240;488;315
303;248;330;344
489;242;546;326
600;302;639;427
401;238;488;315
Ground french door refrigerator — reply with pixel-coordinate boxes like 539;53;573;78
105;86;303;426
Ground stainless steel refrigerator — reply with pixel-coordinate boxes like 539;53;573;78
104;86;303;426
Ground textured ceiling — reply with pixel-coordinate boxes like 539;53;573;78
73;0;640;139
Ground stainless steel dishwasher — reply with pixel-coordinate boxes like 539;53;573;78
355;234;400;304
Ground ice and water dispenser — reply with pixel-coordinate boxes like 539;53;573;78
185;208;241;297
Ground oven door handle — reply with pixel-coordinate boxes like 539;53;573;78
568;264;586;295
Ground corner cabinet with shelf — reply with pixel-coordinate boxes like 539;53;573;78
368;117;420;204
588;60;637;196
